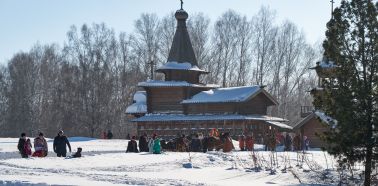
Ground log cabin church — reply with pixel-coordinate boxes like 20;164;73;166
292;59;337;148
126;6;292;139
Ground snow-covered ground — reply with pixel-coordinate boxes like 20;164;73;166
0;137;362;185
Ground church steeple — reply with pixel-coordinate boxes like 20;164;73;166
167;7;198;66
156;2;207;84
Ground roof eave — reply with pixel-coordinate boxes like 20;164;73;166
292;112;315;130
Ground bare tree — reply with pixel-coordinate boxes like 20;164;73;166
235;15;252;86
187;13;211;68
0;65;9;134
0;8;323;137
6;52;39;136
251;6;277;86
64;23;118;137
159;12;176;60
132;13;160;80
213;10;241;87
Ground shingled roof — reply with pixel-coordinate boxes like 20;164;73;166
168;9;197;66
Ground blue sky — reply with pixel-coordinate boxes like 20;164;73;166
0;0;340;65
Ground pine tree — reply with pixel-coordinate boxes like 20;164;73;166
316;0;378;185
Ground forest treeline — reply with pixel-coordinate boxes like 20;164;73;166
0;7;320;137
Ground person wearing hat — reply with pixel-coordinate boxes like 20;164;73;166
53;130;71;157
126;136;139;153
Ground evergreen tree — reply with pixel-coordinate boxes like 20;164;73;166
316;0;378;185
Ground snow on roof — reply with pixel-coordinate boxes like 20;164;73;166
319;60;338;68
182;86;263;104
157;61;207;72
133;114;290;129
138;80;219;88
126;91;147;114
133;114;287;122
315;111;338;127
126;103;147;114
266;121;293;130
293;111;337;130
133;91;146;103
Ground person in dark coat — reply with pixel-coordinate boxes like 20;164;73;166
126;136;139;153
190;134;202;152
107;130;113;139
17;133;28;158
293;134;301;151
284;133;293;151
53;130;71;157
139;133;149;152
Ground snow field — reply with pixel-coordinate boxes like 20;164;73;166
0;138;360;185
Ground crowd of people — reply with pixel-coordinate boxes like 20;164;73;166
17;132;48;158
17;130;81;158
256;131;310;152
16;128;311;159
101;130;113;139
133;133;161;154
129;130;235;153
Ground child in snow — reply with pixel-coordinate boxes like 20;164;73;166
24;138;32;157
71;147;82;158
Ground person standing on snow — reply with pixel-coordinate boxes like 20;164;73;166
284;133;293;151
152;135;161;154
246;135;254;151
190;134;202;152
303;136;310;151
148;134;156;153
139;133;149;152
107;130;113;139
17;133;29;158
238;135;246;151
126;136;139;153
53;130;71;157
222;133;234;153
33;132;48;157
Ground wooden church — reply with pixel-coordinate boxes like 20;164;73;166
126;6;292;139
293;59;338;148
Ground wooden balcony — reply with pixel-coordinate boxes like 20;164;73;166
310;61;338;78
300;106;314;118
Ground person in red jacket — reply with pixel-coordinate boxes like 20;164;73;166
238;135;246;151
246;135;254;151
222;133;234;153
